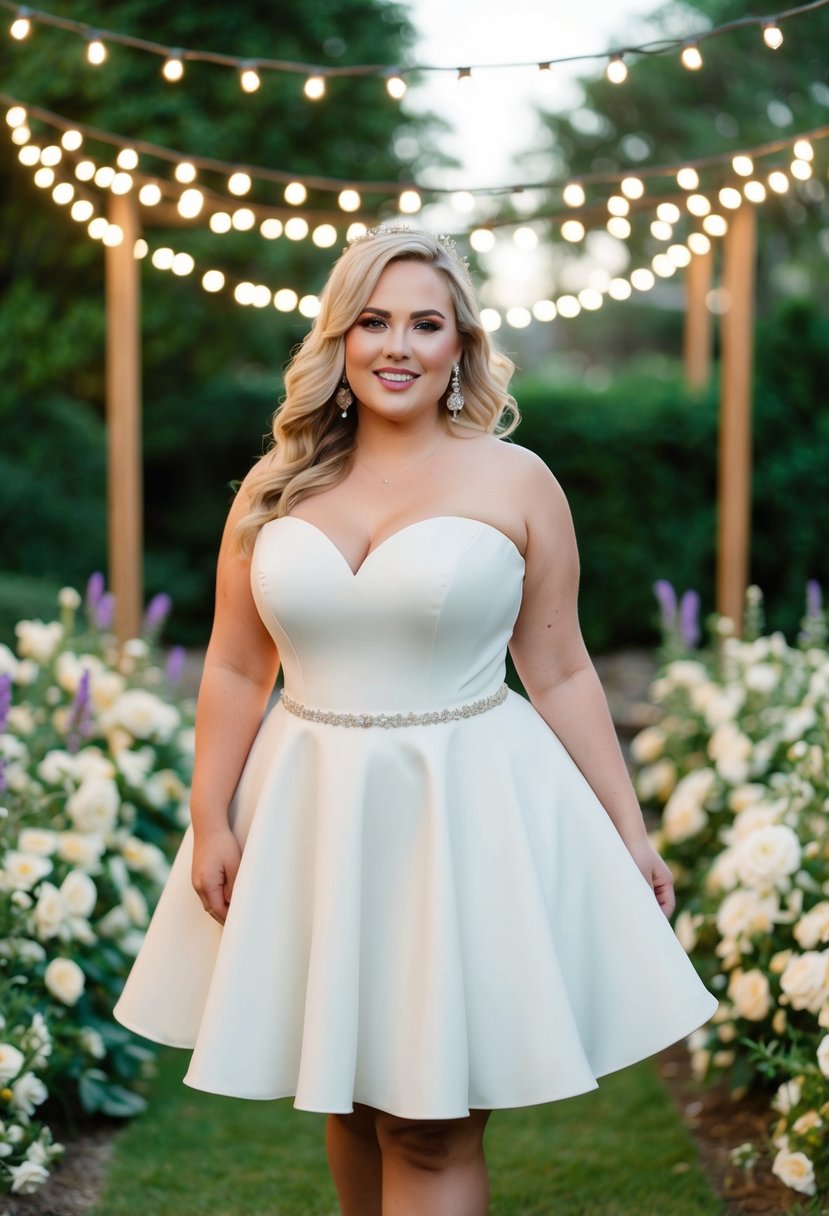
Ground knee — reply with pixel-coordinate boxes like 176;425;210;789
375;1112;489;1173
329;1103;378;1143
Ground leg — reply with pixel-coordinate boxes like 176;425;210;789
375;1108;491;1216
326;1103;383;1216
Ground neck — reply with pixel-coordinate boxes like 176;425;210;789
354;410;446;466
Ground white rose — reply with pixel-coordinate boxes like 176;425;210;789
10;1072;48;1117
665;660;709;687
107;689;180;742
15;620;63;664
25;1013;51;1068
724;802;786;846
735;824;801;890
780;951;829;1014
37;749;80;787
3;851;52;892
781;707;817;742
97;906;131;938
794;902;829;950
0;642;20;677
708;722;753;784
17;829;58;856
79;1028;106;1059
121;837;168;880
56;831;106;870
73;748;115;782
716;889;779;942
66;776;120;835
728;783;769;814
59;871;97;918
791;1110;823;1135
8;1159;50;1195
815;1036;829;1078
744;663;780;694
122;886;149;927
44;957;85;1006
54;651;103;696
90;670;126;711
706;847;741;893
630;726;665;764
116;746;156;787
772;1149;816;1196
0;1043;25;1082
32;882;67;940
636;759;677;803
662;768;715;843
144;769;186;809
16;939;46;964
7;704;35;734
772;1078;802;1113
727;969;771;1021
58;586;81;610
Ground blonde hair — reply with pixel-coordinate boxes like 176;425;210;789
234;228;519;553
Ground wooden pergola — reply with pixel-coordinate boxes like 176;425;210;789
104;192;757;641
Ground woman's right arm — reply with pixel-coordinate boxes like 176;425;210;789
190;477;280;924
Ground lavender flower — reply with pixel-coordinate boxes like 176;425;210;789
653;579;677;632
143;592;173;634
679;589;701;648
805;579;822;618
86;571;105;612
165;645;187;685
95;593;115;631
66;669;93;754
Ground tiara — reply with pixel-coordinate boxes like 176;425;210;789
345;222;471;276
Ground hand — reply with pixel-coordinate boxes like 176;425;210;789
625;836;676;919
192;829;242;925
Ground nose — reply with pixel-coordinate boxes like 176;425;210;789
381;323;411;360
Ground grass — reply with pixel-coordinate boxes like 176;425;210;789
92;1049;723;1216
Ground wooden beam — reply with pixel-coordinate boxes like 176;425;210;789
683;245;713;389
105;192;143;643
716;203;757;634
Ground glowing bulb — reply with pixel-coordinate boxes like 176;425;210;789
451;190;475;213
151;247;175;270
172;253;195;276
605;53;627;84
470;228;495;252
680;43;703;70
18;145;40;166
284;181;307;205
563;182;586;208
338;189;361;212
115;148;137;171
398;189;421;214
608;279;632;301
110;172;133;195
702;214;728;237
252;285;272;309
607;195;629;216
284;217;309;240
274;288;299;312
235;282;255;305
299;294;321;318
686;193;711;216
621;176;644;199
133;239;148;258
556;295;581;319
228;172;252;196
10;15;31;39
60;130;83;154
102;224;124;247
506;307;532;329
687;232;711;255
650;220;672;241
10;126;29;145
162;53;184;82
607;216;631;239
791;158;812;180
718;187;742;210
260;218;283;239
240;63;261;93
5;106;27;128
40;145;62;166
513;226;538;250
87;38;107;66
88;217;108;240
630;268;655;291
138;183;162;206
346;222;368;241
231;208;255;231
52;182;74;205
768;170;789;194
386;75;407;99
762;22;783;50
210;212;232;233
175;161;197;183
33;166;54;188
75;160;96;181
578;289;604;311
70;199;93;222
667;244;692;267
532;300;556;322
656;203;680;223
743;180;766;203
178;188;204;218
202;270;225;293
561;220;585;243
732;155;753;177
480;308;502;332
793;139;814;161
676;167;699;190
652;254;676;278
312;223;337;248
304;75;325;100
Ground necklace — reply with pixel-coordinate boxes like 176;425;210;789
356;440;445;484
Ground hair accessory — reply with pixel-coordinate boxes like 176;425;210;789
345;222;471;276
335;377;353;417
447;362;464;421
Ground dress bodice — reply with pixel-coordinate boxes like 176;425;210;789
251;515;526;713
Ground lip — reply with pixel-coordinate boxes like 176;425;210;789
373;368;421;391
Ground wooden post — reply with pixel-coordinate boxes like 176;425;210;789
683;245;713;389
105;192;143;643
716;203;757;633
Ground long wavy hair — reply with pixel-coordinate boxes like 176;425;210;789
234;228;520;553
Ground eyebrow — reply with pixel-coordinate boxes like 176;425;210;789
359;307;447;320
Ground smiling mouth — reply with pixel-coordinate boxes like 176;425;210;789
374;370;420;383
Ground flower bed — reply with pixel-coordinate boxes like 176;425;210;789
633;582;829;1200
0;579;193;1195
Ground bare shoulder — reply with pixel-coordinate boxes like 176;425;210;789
473;437;569;515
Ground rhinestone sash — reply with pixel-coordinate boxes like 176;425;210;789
279;683;508;729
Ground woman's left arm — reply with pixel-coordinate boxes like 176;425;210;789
508;455;675;915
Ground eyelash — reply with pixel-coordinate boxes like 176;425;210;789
359;318;442;332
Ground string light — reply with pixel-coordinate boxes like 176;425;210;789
470;228;496;252
239;62;260;93
791;158;812;179
284;181;307;205
606;53;627;84
480;309;501;332
228;171;252;196
532;300;557;322
60;128;83;151
732;155;753;176
102;223;124;247
284;216;309;239
260;218;283;238
768;170;789;192
337;188;361;211
556;295;581;318
607;195;629;216
110;171;133;195
175;161;196;183
607;216;631;239
162;52;184;82
116;148;138;170
677;167;700;190
70;199;93;222
687;232;711;255
506;307;531;328
762;21;784;48
652;253;676;277
562;182;586;207
209;211;231;232
680;42;703;70
385;75;407;100
793;138;814;160
151;247;174;270
451;190;475;213
138;183;161;206
177;187;204;218
274;288;299;312
10;10;30;39
299;295;321;318
5;104;26;127
33;166;53;187
650;219;673;240
88;217;108;240
134;238;148;258
667;244;692;267
86;36;107;66
686;193;711;216
513;226;539;249
631;268;656;291
10;125;28;144
578;288;604;310
656;202;680;223
718;186;743;209
202;270;225;292
702;213;728;236
172;252;194;276
40;144;61;166
398;189;421;214
560;219;585;242
94;165;115;188
231;207;255;230
346;221;368;241
75;160;95;181
743;179;766;202
303;75;325;100
620;176;644;199
312;223;337;247
608;279;633;300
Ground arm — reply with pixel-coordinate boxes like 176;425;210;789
190;476;280;924
508;456;675;916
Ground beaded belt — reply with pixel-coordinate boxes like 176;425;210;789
279;683;508;728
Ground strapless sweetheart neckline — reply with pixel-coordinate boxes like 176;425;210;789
271;514;525;578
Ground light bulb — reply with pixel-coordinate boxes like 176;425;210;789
87;38;107;66
71;199;94;222
652;254;676;278
398;189;421;214
743;180;766;203
312;223;337;248
235;282;255;306
702;214;728;237
102;224;124;247
606;54;627;84
607;216;631;239
680;43;703;71
608;279;632;301
117;148;139;170
386;75;407;99
94;166;115;188
18;145;39;166
578;289;604;311
762;22;783;49
656;203;680;223
110;172;133;195
177;188;204;218
556;295;581;319
151;247;175;270
732;155;753;177
210;212;232;233
133;239;148;259
451;190;475;213
11;126;29;145
239;63;261;93
718;187;742;210
562;182;586;208
791;159;812;181
88;217;108;240
346;222;367;241
10;14;31;40
260;218;283;239
621;176;644;199
338;189;361;212
138;183;162;206
284;181;307;205
202;270;225;293
232;208;255;231
228;172;252;196
513;226;538;250
686;193;711;216
252;285;272;309
299;295;321;318
676;167;699;190
172;253;195;276
52;182;74;205
274;289;299;312
162;53;184;82
506;307;532;329
607;194;629;216
470;228;495;252
630;268;655;291
304;75;325;100
687;232;711;255
75;160;96;181
650;220;672;241
6;106;27;128
667;244;692;267
40;145;62;166
61;129;83;151
768;170;789;194
561;220;585;243
532;300;556;322
793;139;814;161
285;217;309;240
175;161;197;183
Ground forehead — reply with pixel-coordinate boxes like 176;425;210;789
365;259;454;311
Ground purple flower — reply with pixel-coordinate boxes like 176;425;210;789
66;668;93;754
165;645;187;685
653;579;677;631
806;579;823;618
86;571;106;611
95;593;115;631
143;592;173;634
679;589;701;648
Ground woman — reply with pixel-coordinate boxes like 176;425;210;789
115;226;717;1216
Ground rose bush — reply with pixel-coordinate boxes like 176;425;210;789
0;578;193;1195
634;581;829;1198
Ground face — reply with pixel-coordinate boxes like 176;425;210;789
343;259;463;423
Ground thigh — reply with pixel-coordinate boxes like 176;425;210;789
374;1108;491;1160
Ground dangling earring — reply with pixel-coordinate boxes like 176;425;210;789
447;362;464;421
335;376;353;418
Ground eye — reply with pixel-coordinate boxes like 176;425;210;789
414;319;441;332
359;316;386;329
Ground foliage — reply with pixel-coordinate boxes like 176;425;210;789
0;580;193;1194
631;582;829;1199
